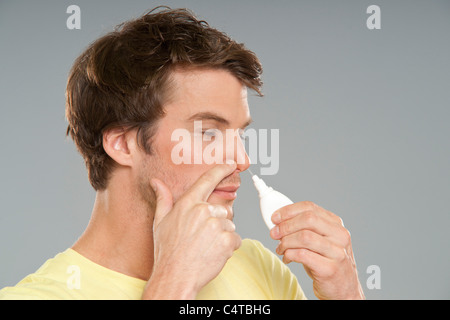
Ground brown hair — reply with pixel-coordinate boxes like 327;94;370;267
65;6;263;190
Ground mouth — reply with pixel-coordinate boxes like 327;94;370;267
212;185;240;200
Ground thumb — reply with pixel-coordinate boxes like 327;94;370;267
150;178;174;229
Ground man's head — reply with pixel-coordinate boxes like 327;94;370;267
65;7;262;215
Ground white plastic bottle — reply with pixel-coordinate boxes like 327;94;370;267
250;172;293;230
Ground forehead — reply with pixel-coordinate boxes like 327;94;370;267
162;67;250;123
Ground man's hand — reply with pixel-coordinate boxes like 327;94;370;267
270;201;365;300
142;162;241;300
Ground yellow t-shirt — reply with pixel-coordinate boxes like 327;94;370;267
0;239;306;300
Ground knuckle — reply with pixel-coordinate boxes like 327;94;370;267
201;203;214;218
208;217;222;232
285;248;306;262
324;209;342;225
302;201;316;210
279;221;291;236
298;230;312;245
225;219;236;232
341;228;352;247
294;248;308;261
337;248;348;262
220;231;235;248
209;204;227;218
298;248;309;259
284;249;295;261
218;205;228;217
302;210;316;225
193;203;208;215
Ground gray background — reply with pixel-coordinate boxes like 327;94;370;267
1;0;449;299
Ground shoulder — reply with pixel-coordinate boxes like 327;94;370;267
0;271;75;300
0;249;81;300
0;278;72;300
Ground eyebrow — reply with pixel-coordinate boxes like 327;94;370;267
187;111;253;129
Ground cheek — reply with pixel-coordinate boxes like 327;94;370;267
150;141;235;219
171;163;213;201
152;141;206;200
154;130;225;202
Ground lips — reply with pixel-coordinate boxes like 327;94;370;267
214;185;240;192
213;185;240;200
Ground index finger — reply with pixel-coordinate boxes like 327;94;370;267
272;201;338;225
181;162;237;202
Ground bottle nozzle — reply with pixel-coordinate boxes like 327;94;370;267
248;169;294;230
248;171;272;198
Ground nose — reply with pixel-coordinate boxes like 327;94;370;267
224;129;250;173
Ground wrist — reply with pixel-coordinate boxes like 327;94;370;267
142;268;199;300
346;284;366;300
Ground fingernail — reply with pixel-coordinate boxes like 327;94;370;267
272;211;281;224
275;242;281;255
271;225;280;239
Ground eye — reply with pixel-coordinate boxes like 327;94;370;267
202;129;219;138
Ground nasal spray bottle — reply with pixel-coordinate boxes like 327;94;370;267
248;169;293;230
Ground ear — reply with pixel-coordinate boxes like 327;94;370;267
102;127;136;167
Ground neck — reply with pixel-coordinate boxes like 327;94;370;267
72;176;155;281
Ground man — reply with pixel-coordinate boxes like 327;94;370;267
0;7;364;300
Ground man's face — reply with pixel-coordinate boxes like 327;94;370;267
137;67;251;220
